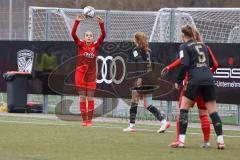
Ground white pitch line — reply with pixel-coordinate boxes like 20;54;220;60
0;119;240;138
93;125;240;138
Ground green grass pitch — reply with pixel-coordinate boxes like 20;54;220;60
0;116;239;160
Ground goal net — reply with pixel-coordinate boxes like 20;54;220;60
150;8;240;43
28;6;157;41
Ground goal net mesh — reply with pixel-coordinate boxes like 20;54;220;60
150;8;240;43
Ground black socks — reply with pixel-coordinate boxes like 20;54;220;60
130;103;138;124
210;112;223;136
146;105;164;121
179;109;189;135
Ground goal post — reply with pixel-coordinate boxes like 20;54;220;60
150;7;240;43
149;8;195;42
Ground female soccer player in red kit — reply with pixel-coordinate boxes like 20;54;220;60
71;14;106;127
161;29;218;148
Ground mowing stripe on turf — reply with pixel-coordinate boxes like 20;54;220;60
0;119;239;138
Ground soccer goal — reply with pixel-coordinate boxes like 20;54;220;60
150;8;240;43
28;6;157;41
28;6;106;41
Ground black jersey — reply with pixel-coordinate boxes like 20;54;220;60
128;47;153;74
129;47;153;63
179;40;214;85
128;46;154;90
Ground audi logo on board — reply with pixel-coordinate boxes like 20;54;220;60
96;56;126;84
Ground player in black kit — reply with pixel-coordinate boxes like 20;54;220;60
123;32;170;133
173;25;225;149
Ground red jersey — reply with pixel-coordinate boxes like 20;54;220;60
71;20;106;67
71;20;106;89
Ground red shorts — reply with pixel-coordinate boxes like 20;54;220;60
75;65;96;90
179;85;207;110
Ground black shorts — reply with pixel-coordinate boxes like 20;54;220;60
184;85;216;103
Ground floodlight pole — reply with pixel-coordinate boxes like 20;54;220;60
165;9;176;121
166;101;172;121
9;0;12;40
237;105;240;126
43;95;48;114
43;10;50;114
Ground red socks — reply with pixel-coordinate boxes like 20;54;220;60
80;101;87;122
80;100;94;123
88;100;94;122
200;115;211;142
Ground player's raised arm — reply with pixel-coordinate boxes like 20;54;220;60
71;14;85;45
95;16;106;49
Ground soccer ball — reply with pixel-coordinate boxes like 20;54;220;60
83;6;96;18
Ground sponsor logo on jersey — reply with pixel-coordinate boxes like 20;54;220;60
83;52;95;58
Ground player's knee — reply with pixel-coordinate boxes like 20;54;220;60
198;109;208;116
205;101;217;114
180;102;192;110
87;97;94;101
131;98;138;104
131;102;138;108
80;97;86;102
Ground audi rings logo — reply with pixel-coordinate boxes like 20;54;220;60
96;56;126;84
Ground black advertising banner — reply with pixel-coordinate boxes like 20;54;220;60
0;41;239;104
0;41;75;95
206;43;240;104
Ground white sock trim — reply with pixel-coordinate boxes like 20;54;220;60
130;123;135;127
160;119;166;125
179;135;186;143
217;135;224;143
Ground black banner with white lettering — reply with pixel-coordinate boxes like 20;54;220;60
0;41;239;104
